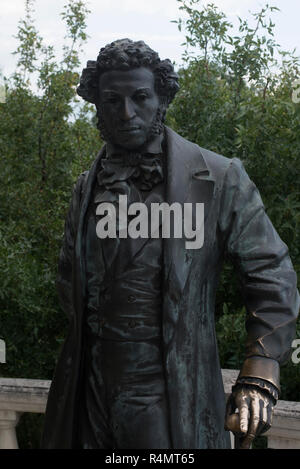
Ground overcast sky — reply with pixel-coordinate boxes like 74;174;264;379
1;0;299;79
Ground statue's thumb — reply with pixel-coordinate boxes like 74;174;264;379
225;413;241;434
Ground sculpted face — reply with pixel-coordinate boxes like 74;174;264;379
98;67;161;150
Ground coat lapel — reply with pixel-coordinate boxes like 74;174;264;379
163;126;215;342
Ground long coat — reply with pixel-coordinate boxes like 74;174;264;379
42;126;299;448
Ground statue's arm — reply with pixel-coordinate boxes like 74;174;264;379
56;171;89;320
218;158;299;447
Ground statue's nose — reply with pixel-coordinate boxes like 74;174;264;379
121;97;136;121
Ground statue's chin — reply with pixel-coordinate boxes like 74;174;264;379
112;131;148;151
99;125;162;151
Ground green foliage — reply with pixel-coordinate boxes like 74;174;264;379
169;0;300;401
0;0;101;382
12;0;43;75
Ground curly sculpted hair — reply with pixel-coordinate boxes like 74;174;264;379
77;38;179;106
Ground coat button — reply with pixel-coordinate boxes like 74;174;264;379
128;319;137;328
127;295;136;303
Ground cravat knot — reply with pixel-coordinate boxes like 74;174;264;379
96;149;164;193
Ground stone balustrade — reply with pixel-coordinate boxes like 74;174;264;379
0;370;299;449
0;378;50;449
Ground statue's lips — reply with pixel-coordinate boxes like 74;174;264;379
118;126;141;134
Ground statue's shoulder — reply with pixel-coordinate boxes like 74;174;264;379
77;170;90;185
74;146;106;199
197;146;232;177
74;170;90;200
165;126;233;179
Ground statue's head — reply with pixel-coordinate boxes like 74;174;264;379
77;39;179;149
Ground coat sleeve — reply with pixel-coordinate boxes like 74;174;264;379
56;171;89;321
218;158;299;390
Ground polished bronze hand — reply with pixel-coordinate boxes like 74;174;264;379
225;386;274;449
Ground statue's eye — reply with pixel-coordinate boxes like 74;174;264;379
103;94;120;104
107;97;119;104
135;93;148;101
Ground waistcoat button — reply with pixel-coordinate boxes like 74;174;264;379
127;295;136;303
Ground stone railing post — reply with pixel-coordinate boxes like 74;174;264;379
0;410;21;449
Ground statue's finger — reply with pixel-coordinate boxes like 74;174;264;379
240;399;260;449
262;401;268;425
267;402;274;427
238;403;249;434
256;400;270;435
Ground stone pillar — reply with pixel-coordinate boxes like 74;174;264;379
0;410;21;449
0;339;5;363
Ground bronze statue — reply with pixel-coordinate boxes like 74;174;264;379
42;39;299;449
